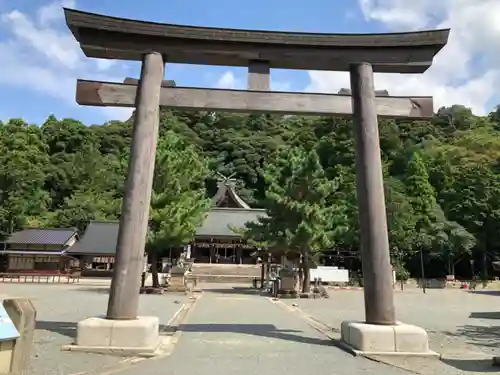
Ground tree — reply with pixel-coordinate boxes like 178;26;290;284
440;164;500;278
3;95;500;282
147;132;211;287
429;208;476;276
385;177;417;284
0;119;50;238
404;152;441;284
405;152;439;235
52;189;120;232
243;147;348;292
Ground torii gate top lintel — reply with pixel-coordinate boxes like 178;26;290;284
64;7;449;74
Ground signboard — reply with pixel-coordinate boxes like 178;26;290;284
92;256;115;263
310;266;349;283
0;303;19;341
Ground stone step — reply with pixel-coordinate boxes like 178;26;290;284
191;264;261;277
189;274;256;284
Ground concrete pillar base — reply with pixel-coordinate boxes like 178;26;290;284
62;316;160;357
339;320;439;357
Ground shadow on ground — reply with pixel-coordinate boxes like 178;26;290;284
470;311;500;320
35;321;335;347
441;358;498;373
468;290;500;296
201;287;263;296
72;287;111;294
178;323;336;347
36;321;77;339
443;324;500;349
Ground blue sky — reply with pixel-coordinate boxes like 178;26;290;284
0;0;498;125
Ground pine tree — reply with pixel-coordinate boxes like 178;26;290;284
147;132;211;287
405;152;437;232
244;147;348;292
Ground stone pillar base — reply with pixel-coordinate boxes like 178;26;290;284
167;285;188;292
62;316;160;357
340;320;439;357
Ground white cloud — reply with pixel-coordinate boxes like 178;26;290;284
37;0;75;26
308;0;500;115
216;71;239;89
0;0;132;121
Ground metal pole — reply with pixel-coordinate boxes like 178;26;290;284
399;250;404;291
420;249;426;294
106;52;164;320
350;62;396;325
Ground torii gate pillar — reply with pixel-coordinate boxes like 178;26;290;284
350;63;396;325
339;63;435;356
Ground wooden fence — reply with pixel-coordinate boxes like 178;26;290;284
0;273;80;284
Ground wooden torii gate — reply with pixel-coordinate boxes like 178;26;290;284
64;8;449;354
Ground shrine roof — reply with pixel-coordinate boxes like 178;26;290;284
64;8;449;73
66;221;119;255
1;228;79;246
196;208;266;238
212;180;251;209
66;210;266;255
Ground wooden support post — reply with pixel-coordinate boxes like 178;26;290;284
350;62;396;325
106;52;164;320
248;61;270;91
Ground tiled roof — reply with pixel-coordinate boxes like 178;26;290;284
67;221;119;255
2;228;78;246
196;208;266;238
67;209;266;256
1;250;67;256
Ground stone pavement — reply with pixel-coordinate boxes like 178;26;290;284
278;289;500;375
0;283;189;375
114;286;410;375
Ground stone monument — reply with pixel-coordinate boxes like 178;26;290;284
168;265;188;292
278;268;298;296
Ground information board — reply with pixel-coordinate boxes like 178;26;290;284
0;303;19;341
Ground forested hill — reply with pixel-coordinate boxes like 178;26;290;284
2;104;500;277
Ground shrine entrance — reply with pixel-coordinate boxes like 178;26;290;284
64;7;449;352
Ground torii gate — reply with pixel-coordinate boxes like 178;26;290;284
63;7;449;356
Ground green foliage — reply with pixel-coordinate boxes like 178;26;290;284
51;189;120;232
394;262;410;281
144;131;211;287
405;152;437;225
0;119;50;238
147;132;211;251
4;100;500;279
385;177;417;257
242;147;349;291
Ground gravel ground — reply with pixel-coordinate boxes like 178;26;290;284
282;288;500;356
0;283;188;375
114;284;412;375
281;288;500;374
